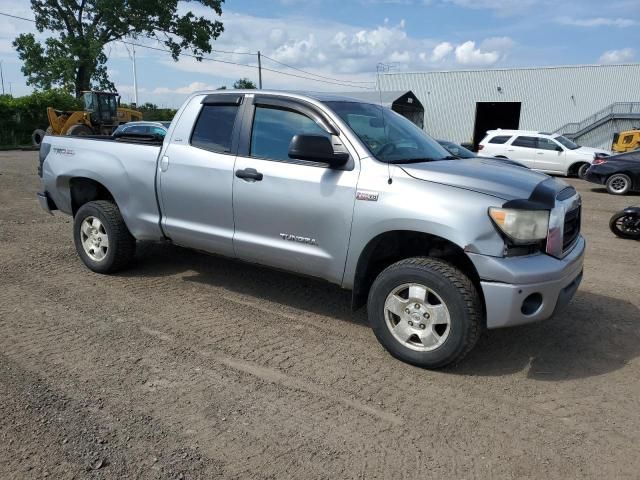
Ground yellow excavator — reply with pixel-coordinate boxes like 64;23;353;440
32;91;142;146
612;129;640;153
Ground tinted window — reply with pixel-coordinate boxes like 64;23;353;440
191;105;239;153
555;135;579;150
251;107;329;161
512;136;537;148
150;126;167;136
623;134;634;144
538;138;561;151
489;135;511;144
124;125;148;134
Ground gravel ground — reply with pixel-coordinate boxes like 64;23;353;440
1;150;639;479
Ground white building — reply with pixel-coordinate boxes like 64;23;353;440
377;63;640;150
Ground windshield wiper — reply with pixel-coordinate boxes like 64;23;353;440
388;157;443;164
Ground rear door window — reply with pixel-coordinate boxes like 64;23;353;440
512;136;538;149
191;105;240;153
488;135;511;144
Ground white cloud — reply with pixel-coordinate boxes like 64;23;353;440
557;16;638;28
152;81;220;95
429;42;454;62
599;48;635;64
455;41;501;66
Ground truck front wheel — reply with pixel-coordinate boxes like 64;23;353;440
367;257;483;369
73;201;136;273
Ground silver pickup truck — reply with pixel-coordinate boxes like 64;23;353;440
38;90;585;368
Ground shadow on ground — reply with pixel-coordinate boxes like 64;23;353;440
125;242;640;381
590;186;640;196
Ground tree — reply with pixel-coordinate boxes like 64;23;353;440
14;0;225;97
233;78;256;89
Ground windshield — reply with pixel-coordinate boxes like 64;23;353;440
555;135;579;150
438;140;476;159
325;101;451;163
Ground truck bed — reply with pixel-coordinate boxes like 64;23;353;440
40;134;165;241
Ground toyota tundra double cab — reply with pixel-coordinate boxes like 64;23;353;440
37;90;585;368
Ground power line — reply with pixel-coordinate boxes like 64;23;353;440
0;10;376;90
119;40;374;89
261;53;375;85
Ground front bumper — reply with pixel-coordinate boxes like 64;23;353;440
468;235;585;329
37;191;57;215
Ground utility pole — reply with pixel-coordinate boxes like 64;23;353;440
257;51;262;89
0;61;5;95
132;43;139;106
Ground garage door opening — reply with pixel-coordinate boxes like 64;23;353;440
472;102;521;150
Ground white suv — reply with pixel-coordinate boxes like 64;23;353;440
479;130;610;178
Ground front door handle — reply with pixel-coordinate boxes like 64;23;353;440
235;168;263;181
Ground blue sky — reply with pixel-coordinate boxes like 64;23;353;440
0;0;638;107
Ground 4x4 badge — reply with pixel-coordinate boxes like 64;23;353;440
356;190;379;202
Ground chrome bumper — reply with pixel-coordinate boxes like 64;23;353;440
468;235;585;329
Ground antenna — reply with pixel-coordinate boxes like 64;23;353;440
376;63;395;184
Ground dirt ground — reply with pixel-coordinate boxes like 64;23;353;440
0;150;638;479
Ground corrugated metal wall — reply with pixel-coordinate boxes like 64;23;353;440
378;64;640;145
576;118;639;150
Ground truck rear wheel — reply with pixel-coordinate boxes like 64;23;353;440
367;257;482;369
73;201;136;273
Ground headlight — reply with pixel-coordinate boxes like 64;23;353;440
489;208;549;244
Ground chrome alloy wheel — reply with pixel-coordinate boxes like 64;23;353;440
80;216;109;261
383;283;451;352
610;176;629;194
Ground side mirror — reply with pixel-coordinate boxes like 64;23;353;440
288;134;349;167
556;146;563;152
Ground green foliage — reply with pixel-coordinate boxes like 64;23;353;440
135;103;177;122
0;90;81;146
233;78;257;89
14;0;225;97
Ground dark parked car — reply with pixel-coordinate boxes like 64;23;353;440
113;121;170;137
584;150;640;195
437;140;527;168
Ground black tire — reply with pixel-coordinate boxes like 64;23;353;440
32;129;46;147
66;124;94;136
577;163;590;179
609;212;640;240
606;173;632;195
73;201;136;273
367;257;483;369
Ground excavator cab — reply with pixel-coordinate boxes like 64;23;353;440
82;91;120;127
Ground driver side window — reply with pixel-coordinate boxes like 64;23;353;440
538;138;561;151
251;106;330;162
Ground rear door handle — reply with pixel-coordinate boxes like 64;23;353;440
235;168;263;181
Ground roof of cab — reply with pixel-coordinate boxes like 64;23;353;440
191;89;376;105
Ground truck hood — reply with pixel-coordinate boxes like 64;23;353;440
400;158;566;201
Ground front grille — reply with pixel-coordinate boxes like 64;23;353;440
563;205;581;251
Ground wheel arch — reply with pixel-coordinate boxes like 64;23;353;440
567;160;589;177
69;177;117;216
606;171;638;191
350;230;484;314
